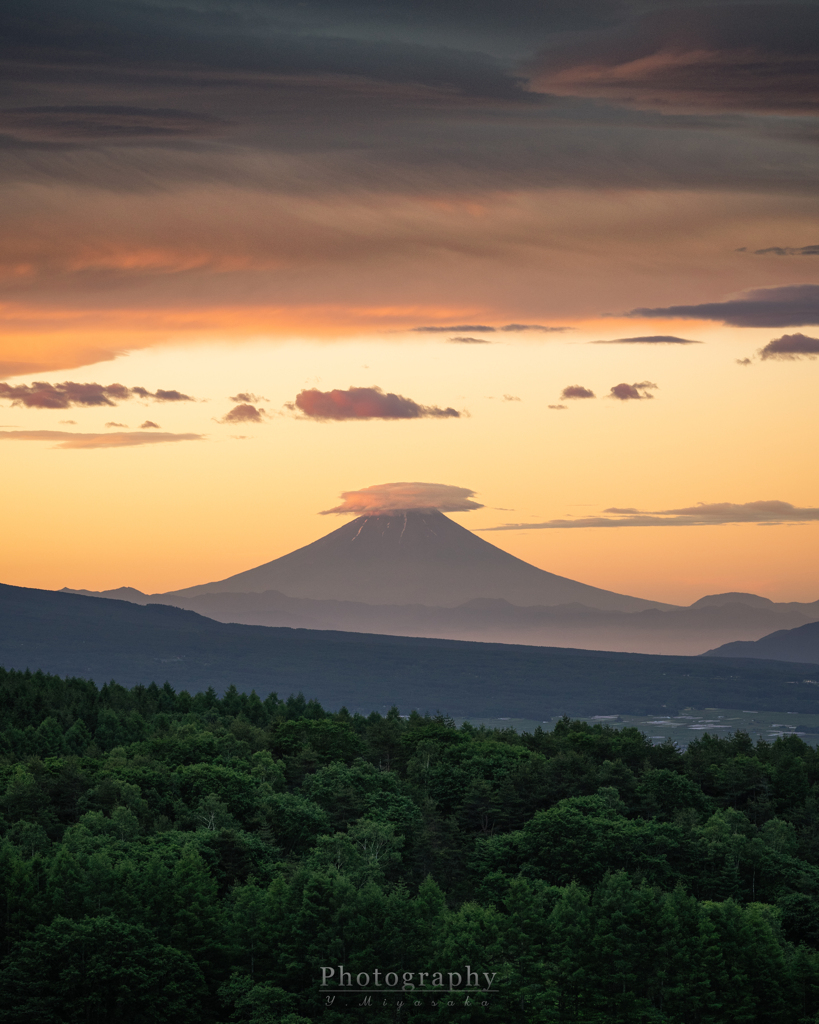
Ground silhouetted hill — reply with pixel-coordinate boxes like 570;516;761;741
706;621;819;665
4;583;819;717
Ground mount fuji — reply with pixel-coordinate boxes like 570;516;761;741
161;510;668;611
63;510;819;655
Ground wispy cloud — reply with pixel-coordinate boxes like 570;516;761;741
448;337;492;345
0;430;202;449
528;5;819;115
482;500;819;531
0;381;194;409
499;324;572;332
415;323;571;334
291;386;460;421
230;392;268;403
412;325;496;333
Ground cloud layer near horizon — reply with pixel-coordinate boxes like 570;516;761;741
0;430;202;449
293;387;460;421
592;336;701;345
483;500;819;531
321;481;483;515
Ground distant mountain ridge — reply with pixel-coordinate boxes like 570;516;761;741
706;621;819;665
62;585;819;656
5;582;819;718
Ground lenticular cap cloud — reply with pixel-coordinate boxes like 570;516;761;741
320;482;483;515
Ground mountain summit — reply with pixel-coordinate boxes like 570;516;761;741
164;510;668;612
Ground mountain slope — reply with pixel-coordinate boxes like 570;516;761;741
705;621;819;665
3;582;819;717
161;510;670;612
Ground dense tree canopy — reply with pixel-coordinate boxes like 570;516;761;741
2;665;819;1021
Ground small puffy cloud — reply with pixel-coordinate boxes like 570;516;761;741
503;394;521;402
220;404;266;424
621;284;819;328
561;385;595;400
151;389;193;402
321;481;483;516
758;333;819;361
140;420;160;429
744;245;819;256
548;404;567;410
105;421;128;428
449;336;492;344
482;500;819;531
0;430;202;450
413;325;495;333
0;381;193;409
592;336;701;345
230;392;268;403
736;358;753;366
293;386;460;421
610;381;657;401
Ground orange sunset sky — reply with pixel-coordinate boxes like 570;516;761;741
2;0;819;605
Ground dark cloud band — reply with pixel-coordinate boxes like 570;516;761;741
0;381;193;408
621;285;819;328
591;335;701;345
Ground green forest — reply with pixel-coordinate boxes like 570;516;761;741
3;666;819;1022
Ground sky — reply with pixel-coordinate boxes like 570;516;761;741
2;0;819;605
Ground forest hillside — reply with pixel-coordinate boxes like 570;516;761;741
2;666;819;1021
